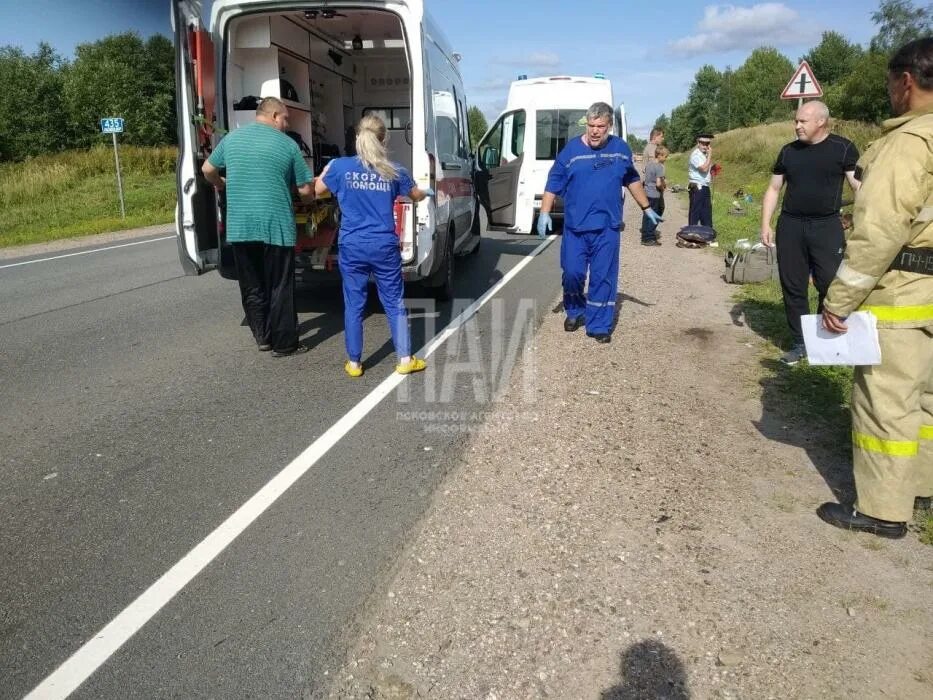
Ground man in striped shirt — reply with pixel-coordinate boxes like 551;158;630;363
203;97;314;357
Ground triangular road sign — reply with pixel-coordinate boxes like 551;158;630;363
781;60;823;99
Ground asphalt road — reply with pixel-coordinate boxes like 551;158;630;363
0;229;560;699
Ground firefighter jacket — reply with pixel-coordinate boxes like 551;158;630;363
824;107;933;328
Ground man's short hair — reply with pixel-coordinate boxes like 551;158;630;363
888;37;933;91
696;133;713;144
586;102;614;124
649;127;664;139
257;96;286;116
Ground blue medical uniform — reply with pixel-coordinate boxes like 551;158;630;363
545;135;640;335
323;157;415;362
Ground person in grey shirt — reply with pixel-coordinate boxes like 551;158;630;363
641;146;668;245
641;127;664;175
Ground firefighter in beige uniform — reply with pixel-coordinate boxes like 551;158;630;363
818;38;933;539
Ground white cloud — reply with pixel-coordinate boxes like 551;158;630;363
496;51;561;68
669;3;820;56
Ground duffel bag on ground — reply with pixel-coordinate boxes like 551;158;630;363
724;239;778;283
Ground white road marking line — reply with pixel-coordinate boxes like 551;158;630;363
0;236;175;270
25;234;555;700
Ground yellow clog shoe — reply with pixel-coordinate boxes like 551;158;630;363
395;357;426;375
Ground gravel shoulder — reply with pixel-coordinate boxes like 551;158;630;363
323;194;933;699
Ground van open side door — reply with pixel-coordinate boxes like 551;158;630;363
475;109;526;229
172;0;219;275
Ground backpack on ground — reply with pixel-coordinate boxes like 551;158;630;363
724;239;778;283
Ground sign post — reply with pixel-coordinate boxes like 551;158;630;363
100;117;126;219
781;61;823;108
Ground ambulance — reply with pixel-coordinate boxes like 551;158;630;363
473;75;628;235
171;0;479;299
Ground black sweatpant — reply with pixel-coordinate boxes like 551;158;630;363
688;184;712;226
775;213;845;345
232;242;298;352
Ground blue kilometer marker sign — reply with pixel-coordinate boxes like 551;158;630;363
100;117;125;134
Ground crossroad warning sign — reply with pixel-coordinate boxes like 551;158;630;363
781;60;823;99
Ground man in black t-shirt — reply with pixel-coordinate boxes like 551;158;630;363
760;101;861;365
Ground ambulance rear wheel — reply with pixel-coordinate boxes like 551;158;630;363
427;228;455;301
468;201;484;254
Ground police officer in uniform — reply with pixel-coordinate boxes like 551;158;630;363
687;133;714;227
818;38;933;539
537;102;662;343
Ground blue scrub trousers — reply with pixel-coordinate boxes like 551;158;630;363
338;231;411;362
560;226;620;335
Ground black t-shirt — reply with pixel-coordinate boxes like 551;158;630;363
773;134;859;217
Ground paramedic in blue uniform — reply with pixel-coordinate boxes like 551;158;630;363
315;114;433;377
537;102;662;343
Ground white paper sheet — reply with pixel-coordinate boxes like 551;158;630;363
801;311;882;366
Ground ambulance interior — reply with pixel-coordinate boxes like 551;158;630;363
221;9;413;269
225;9;412;174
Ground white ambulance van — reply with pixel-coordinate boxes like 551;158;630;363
171;0;479;299
473;75;628;235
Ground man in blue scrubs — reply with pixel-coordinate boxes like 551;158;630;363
537;102;662;343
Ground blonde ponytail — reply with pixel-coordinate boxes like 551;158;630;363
355;114;398;182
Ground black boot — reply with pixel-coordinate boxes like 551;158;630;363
564;316;584;332
817;503;906;539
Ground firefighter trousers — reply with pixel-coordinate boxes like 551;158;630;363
852;325;933;522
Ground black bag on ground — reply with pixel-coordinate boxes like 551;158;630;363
676;225;717;248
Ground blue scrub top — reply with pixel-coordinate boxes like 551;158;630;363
322;157;415;238
544;135;640;232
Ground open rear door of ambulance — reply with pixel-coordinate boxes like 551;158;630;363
172;0;219;275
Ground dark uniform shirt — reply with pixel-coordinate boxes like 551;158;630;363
773;134;859;218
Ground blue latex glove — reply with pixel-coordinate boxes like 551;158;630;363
536;212;552;238
422;186;435;197
644;208;664;226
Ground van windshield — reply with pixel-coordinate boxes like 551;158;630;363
535;109;587;160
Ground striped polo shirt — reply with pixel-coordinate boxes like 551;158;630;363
207;122;312;246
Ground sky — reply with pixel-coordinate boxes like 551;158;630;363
0;0;883;137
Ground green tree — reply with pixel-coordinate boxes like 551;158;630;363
653;113;671;135
467;105;488;149
626;133;647;152
731;47;795;127
715;66;737;132
802;31;865;87
666;103;693;152
63;32;175;148
684;64;723;136
0;43;68;161
870;0;933;54
831;51;893;122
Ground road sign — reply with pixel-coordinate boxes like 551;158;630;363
100;117;125;134
781;61;823;100
100;117;126;218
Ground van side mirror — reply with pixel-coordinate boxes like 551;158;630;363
480;146;499;169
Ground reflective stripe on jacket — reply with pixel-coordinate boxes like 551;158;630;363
824;109;933;328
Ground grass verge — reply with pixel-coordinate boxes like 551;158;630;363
0;145;177;248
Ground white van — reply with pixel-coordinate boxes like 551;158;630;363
474;75;628;235
171;0;479;299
